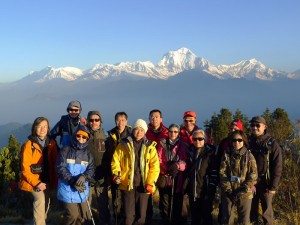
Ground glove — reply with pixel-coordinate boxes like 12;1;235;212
74;184;86;193
76;174;86;186
167;162;179;177
146;184;155;194
113;174;121;184
177;160;186;171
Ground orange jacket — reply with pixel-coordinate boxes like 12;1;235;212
20;137;59;192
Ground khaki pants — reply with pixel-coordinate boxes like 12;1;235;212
31;189;51;225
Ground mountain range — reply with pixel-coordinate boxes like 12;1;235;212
17;48;299;84
0;47;299;147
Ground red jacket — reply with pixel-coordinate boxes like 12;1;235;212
146;123;168;146
180;125;200;146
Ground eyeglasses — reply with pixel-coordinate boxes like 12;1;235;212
76;135;88;140
192;137;205;141
89;118;100;123
69;108;79;112
232;138;243;143
169;130;179;133
250;123;260;128
184;119;194;123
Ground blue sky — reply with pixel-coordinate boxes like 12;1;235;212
0;0;299;82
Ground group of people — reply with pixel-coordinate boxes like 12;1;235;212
19;100;283;225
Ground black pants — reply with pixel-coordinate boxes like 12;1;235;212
90;184;110;224
189;195;214;225
250;181;275;225
64;202;93;225
111;183;123;222
221;194;252;225
122;186;149;225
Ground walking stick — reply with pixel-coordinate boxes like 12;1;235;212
115;171;121;225
83;189;96;225
169;177;175;222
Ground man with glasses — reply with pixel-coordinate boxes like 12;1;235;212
180;111;200;145
86;111;111;225
249;116;282;225
51;100;86;147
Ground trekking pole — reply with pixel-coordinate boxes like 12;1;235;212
83;189;96;225
169;177;175;222
115;171;121;225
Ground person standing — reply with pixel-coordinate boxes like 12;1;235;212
145;109;168;224
156;123;188;225
106;112;132;224
86;110;110;225
180;111;200;145
219;130;257;225
111;119;160;225
50;100;86;147
20;117;59;225
184;130;218;225
56;125;95;225
249;116;283;225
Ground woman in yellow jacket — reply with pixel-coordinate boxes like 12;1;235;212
111;119;160;225
20;117;59;225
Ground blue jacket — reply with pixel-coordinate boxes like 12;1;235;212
56;125;95;203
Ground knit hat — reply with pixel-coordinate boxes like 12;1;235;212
183;111;196;118
67;100;81;111
87;111;102;123
76;129;89;139
230;119;243;131
250;116;267;125
133;119;148;133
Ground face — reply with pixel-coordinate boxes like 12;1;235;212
89;115;101;131
68;107;80;118
36;120;48;140
183;116;196;132
133;127;145;141
168;128;179;142
116;115;128;132
232;134;244;150
192;132;205;148
229;125;240;133
149;112;162;130
76;133;88;143
250;122;266;137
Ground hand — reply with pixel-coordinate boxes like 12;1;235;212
89;178;97;187
267;189;276;195
36;182;47;191
177;160;186;171
74;184;86;193
146;184;155;194
113;174;121;184
234;186;248;197
167;162;179;177
76;174;86;186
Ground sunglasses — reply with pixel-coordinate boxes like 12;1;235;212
232;138;243;143
250;123;260;128
169;130;179;133
76;135;88;140
192;137;205;141
89;118;100;122
184;119;194;123
69;108;79;112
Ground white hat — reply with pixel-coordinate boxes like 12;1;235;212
133;119;148;133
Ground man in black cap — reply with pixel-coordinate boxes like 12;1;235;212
249;116;282;225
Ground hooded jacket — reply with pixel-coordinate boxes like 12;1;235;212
146;122;168;144
219;146;258;199
111;136;160;192
20;135;59;192
56;125;95;203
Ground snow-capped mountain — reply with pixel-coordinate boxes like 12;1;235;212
18;48;293;83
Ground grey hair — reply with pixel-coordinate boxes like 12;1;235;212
192;129;206;140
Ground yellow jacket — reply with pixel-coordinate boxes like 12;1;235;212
111;137;160;191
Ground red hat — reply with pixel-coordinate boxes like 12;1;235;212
230;119;243;131
183;111;196;118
